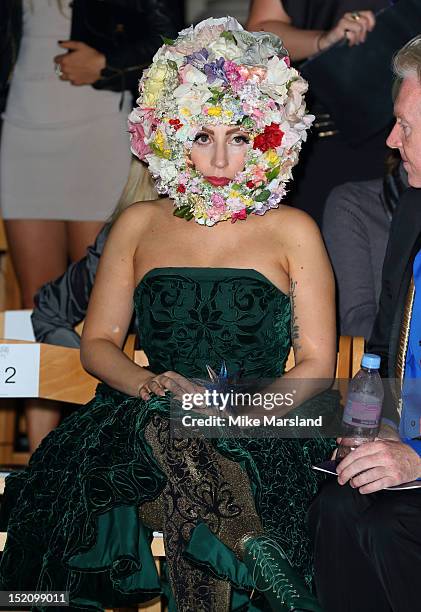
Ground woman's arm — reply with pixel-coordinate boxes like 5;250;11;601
282;208;336;382
80;206;153;396
247;0;375;62
32;225;110;348
55;0;181;91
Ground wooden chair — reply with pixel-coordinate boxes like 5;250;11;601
284;334;364;377
0;314;135;466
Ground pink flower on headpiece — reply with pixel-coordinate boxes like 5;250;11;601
224;61;246;90
128;121;151;160
249;166;266;186
246;66;267;82
231;209;247;223
208;193;226;220
211;193;225;207
128;108;157;161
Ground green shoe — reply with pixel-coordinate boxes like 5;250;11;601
242;536;325;612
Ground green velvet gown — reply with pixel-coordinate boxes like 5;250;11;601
0;268;333;611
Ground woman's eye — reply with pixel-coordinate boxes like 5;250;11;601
194;133;210;144
232;135;249;145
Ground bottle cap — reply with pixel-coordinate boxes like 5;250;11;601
361;353;381;370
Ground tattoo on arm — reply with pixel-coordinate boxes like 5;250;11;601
289;279;302;352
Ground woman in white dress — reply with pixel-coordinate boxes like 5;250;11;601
0;0;179;449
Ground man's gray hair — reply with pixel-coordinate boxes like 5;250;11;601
393;35;421;99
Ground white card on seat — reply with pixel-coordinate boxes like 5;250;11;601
0;343;40;397
4;310;35;342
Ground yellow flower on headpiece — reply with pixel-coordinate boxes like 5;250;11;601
180;107;192;118
207;106;222;117
153;130;171;158
264;150;280;166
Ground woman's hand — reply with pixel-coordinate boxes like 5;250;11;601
318;10;376;51
54;41;106;85
139;371;204;401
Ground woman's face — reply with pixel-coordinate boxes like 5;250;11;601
190;124;250;186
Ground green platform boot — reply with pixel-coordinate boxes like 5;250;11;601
242;536;325;612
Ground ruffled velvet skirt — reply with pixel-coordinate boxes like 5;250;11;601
0;383;334;611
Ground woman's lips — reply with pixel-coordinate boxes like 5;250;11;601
205;176;231;187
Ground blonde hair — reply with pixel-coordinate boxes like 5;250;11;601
108;158;159;225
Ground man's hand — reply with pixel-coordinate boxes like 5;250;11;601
336;439;421;493
54;41;106;86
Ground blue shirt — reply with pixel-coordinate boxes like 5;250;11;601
400;249;421;460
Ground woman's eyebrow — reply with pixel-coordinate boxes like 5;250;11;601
199;127;248;135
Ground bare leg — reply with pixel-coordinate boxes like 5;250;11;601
66;221;105;262
4;220;69;451
4;219;67;307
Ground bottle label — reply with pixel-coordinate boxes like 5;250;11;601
343;400;382;428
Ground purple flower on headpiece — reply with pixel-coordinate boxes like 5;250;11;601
255;193;281;215
185;48;209;67
204;58;229;84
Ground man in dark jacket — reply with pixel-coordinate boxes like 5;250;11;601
309;35;421;612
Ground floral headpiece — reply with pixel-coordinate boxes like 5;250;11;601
129;17;314;225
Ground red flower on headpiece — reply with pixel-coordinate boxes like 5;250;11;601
169;118;183;131
231;209;247;223
253;123;284;152
177;184;186;193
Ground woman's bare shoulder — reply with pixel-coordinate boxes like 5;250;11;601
269;204;322;242
111;199;170;234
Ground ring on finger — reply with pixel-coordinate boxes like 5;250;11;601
54;63;64;77
149;378;165;393
350;10;361;20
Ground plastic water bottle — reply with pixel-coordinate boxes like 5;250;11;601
336;353;384;461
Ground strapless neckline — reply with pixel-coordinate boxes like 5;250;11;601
134;267;289;299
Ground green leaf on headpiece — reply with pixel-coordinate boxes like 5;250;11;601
231;183;242;190
208;88;224;105
173;206;192;219
149;143;166;158
241;117;254;130
255;189;271;202
161;36;175;45
168;60;178;72
221;31;235;42
266;167;280;181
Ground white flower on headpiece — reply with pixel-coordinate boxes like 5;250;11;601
175;18;240;55
208;36;242;61
174;82;212;116
147;155;178;183
260;56;291;103
179;64;208;86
